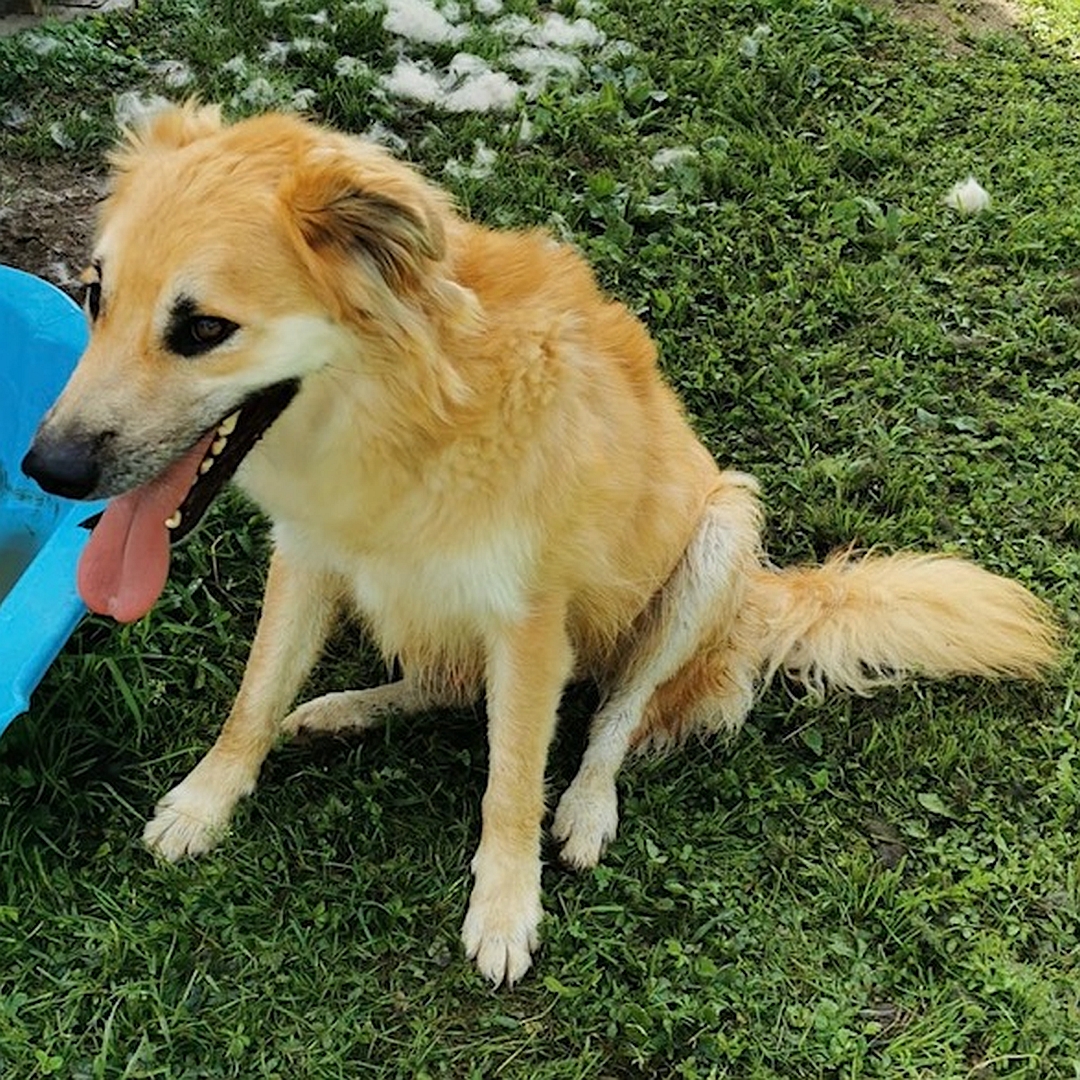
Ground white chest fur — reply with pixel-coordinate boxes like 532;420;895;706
275;514;537;658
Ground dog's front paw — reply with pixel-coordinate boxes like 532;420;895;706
551;773;619;870
142;756;253;861
461;852;543;987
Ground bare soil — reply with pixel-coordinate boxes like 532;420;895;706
0;1;136;40
0;159;104;298
875;0;1023;52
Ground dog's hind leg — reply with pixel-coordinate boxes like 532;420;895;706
281;682;423;737
143;549;341;861
552;472;760;870
280;675;467;737
281;646;485;737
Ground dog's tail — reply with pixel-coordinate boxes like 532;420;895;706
748;551;1060;697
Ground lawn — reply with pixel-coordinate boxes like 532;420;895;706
1;0;1079;1077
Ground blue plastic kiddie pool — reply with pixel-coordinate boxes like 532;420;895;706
0;265;104;736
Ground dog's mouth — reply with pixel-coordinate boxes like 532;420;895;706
77;379;300;623
163;379;300;545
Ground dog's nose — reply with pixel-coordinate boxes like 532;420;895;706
21;439;102;500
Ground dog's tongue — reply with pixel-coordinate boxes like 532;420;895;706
77;432;215;623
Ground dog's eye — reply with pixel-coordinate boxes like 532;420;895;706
84;280;101;321
167;314;240;357
191;317;235;347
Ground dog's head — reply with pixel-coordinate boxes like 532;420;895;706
21;102;454;621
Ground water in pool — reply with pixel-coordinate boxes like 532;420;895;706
0;491;61;602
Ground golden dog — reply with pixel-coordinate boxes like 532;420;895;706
23;104;1058;985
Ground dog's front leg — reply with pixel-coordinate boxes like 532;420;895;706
143;547;340;861
462;594;573;987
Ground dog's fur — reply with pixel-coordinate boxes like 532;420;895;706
27;104;1058;985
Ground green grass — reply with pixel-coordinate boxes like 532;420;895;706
2;0;1080;1076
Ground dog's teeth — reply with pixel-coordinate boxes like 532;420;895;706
217;412;239;437
211;436;228;456
199;457;215;475
165;510;182;530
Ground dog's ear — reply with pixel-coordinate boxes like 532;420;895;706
284;149;447;292
109;100;223;171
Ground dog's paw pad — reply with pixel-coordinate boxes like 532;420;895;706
552;779;619;870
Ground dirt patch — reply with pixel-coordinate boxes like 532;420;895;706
0;1;136;40
0;159;104;298
874;0;1024;53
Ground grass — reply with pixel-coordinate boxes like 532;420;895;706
2;0;1080;1076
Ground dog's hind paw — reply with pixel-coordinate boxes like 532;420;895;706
280;687;407;739
551;775;619;870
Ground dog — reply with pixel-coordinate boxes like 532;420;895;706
22;103;1059;986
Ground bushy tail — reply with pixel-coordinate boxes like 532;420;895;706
748;552;1060;697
